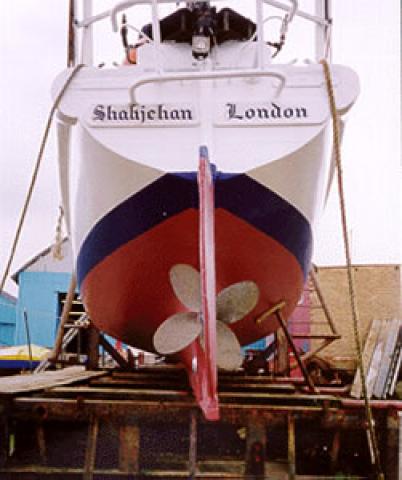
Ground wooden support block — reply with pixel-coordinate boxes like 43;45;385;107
276;329;290;376
245;413;266;478
36;422;47;465
0;417;8;468
188;410;197;480
119;422;140;474
329;429;341;474
87;326;100;371
287;413;296;480
83;415;99;480
385;413;400;480
399;412;402;480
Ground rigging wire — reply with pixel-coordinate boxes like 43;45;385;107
320;59;384;480
0;64;84;296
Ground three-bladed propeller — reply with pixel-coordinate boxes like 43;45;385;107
153;264;259;370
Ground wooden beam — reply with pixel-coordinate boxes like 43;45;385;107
0;417;8;468
276;329;290;376
245;413;266;478
275;310;318;393
119;421;140;474
36;422;47;465
309;268;339;336
385;413;400;480
49;274;77;362
287;413;296;480
0;366;105;396
188;410;198;479
98;335;131;371
87;325;100;371
83;415;99;480
329;429;341;474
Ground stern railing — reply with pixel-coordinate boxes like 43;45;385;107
73;0;331;68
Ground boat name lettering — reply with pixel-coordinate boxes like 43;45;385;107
90;104;197;127
226;103;308;121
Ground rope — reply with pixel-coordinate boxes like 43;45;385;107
52;206;65;260
0;64;84;295
320;59;384;480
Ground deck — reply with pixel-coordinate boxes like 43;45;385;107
0;365;400;478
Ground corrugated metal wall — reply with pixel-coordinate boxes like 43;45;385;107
14;271;73;347
0;293;16;345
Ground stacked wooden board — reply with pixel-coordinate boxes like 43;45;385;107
351;318;402;399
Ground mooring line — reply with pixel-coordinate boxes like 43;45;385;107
321;58;384;480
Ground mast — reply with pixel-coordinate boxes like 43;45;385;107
315;0;332;61
67;0;76;67
81;0;94;65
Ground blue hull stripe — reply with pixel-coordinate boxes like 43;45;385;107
77;173;312;287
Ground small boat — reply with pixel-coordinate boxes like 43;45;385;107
53;0;359;419
0;345;50;373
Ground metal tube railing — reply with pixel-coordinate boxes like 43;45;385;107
74;0;330;68
129;69;286;104
76;0;327;30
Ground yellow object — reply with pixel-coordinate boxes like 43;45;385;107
0;345;50;361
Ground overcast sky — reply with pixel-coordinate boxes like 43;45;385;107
0;1;401;295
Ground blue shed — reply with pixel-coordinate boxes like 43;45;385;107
0;291;17;346
12;240;75;348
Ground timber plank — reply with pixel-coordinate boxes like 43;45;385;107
46;386;192;400
46;386;337;403
0;366;106;396
350;319;382;398
373;318;401;399
90;377;295;393
366;320;390;398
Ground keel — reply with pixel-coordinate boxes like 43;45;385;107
188;146;219;421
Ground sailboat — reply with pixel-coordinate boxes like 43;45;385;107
53;0;359;420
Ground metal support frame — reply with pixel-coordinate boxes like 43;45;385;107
274;309;318;393
255;269;340;386
98;334;131;370
0;366;398;477
297;268;341;364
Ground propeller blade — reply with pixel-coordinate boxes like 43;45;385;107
216;321;243;371
216;281;259;324
169;264;201;311
153;312;202;355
